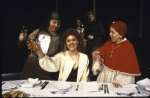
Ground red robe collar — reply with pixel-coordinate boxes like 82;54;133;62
98;40;141;75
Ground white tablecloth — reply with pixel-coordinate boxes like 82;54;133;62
2;80;150;97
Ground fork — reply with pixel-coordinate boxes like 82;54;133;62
135;86;141;94
98;84;103;91
2;86;19;91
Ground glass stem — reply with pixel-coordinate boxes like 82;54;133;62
31;49;33;55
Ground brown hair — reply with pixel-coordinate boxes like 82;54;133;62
61;28;81;51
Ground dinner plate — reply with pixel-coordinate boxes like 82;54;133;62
53;82;72;90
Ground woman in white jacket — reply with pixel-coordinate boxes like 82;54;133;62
27;28;90;82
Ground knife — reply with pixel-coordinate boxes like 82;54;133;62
135;86;141;94
106;84;109;94
76;84;79;91
41;81;49;90
104;85;106;94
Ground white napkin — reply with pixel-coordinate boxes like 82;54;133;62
83;82;99;92
21;78;40;88
136;78;150;90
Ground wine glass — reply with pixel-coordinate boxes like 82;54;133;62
28;38;37;57
20;25;28;42
28;36;41;57
93;47;100;61
20;25;37;57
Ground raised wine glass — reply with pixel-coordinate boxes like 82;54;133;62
28;37;37;57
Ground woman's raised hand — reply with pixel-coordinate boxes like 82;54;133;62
26;38;41;52
92;51;100;59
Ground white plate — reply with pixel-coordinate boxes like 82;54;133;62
53;82;72;90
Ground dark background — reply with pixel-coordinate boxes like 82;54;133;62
1;0;150;75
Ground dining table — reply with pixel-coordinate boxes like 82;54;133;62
2;79;150;97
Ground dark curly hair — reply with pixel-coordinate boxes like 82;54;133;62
61;28;81;52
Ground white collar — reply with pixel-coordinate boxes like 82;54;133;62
117;38;127;44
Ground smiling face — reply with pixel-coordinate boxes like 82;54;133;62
76;19;81;27
49;19;61;32
66;35;79;51
88;14;94;21
109;27;123;43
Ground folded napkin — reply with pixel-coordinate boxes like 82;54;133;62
21;78;40;88
136;78;150;91
83;82;99;92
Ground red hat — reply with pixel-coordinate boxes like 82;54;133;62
110;21;127;36
84;11;94;18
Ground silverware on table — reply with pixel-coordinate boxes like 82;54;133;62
104;85;106;94
2;86;19;91
106;84;109;94
2;81;5;85
41;81;49;90
135;86;141;94
116;92;134;97
98;84;103;91
76;84;79;91
104;84;109;94
50;90;68;94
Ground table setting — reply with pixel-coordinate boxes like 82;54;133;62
1;78;150;97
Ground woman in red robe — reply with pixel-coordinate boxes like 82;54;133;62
92;21;141;88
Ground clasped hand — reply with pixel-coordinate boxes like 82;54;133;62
88;35;94;40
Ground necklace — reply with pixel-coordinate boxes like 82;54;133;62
69;52;79;70
110;44;121;58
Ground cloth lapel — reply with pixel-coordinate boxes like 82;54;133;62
61;51;75;81
77;53;86;82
